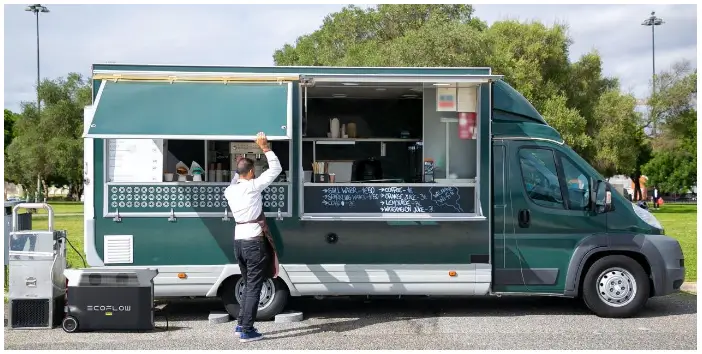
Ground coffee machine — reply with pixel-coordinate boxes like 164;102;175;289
230;142;268;178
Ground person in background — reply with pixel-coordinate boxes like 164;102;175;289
224;132;282;343
653;187;660;210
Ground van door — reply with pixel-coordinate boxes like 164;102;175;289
492;141;523;292
504;140;607;294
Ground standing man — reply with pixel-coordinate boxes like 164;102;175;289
653;186;660;210
224;132;282;342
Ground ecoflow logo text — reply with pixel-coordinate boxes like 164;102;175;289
87;305;132;312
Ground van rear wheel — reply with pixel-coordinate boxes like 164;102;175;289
220;277;289;321
582;255;649;318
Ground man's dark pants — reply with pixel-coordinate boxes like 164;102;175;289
234;237;269;332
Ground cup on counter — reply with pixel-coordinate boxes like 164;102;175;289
164;173;174;182
329;173;336;183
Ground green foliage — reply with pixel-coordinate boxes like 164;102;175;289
4;109;19;150
589;90;642;176
5;73;91;199
642;61;697;193
273;4;645;178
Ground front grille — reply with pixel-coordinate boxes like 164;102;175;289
11;299;50;328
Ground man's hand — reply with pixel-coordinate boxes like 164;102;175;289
255;132;270;152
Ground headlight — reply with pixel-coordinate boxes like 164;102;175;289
632;203;663;230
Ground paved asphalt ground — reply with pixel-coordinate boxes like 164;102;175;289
4;293;697;350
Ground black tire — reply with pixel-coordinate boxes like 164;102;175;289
62;316;79;333
582;255;650;318
220;276;289;321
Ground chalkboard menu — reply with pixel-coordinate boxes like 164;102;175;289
303;185;475;214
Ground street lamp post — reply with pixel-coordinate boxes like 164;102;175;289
25;4;49;203
641;11;664;135
25;4;49;113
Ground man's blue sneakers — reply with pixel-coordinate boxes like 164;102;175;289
235;325;242;337
239;329;264;342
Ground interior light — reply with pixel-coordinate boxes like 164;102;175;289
332;94;347;98
342;83;359;86
375;88;387;91
433;83;450;86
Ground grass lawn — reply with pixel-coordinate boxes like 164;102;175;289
30;201;84;215
652;203;697;282
31;215;86;268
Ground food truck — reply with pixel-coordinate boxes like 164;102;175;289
82;64;684;319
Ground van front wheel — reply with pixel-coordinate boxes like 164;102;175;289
220;277;289;321
582;255;650;318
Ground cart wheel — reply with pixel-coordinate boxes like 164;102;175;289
62;316;78;333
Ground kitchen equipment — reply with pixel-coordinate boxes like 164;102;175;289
407;143;423;183
341;124;346;138
164;173;174;182
329;173;336;183
326;161;353;183
347;123;357;138
352;158;383;182
229;142;268;178
8;203;66;329
329;118;340;139
423;158;435;183
62;268;158;332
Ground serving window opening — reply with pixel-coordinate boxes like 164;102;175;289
85;76;296;220
299;75;494;221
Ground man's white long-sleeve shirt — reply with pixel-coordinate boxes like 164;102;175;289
224;150;282;240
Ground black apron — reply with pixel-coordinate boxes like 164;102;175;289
235;211;279;278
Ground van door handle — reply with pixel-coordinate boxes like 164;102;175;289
518;209;530;228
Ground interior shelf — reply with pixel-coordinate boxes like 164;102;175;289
303;138;421;143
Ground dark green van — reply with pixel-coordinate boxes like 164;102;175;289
81;64;684;319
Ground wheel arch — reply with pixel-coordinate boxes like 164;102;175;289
209;264;299;298
566;247;655;297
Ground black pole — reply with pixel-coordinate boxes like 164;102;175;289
651;21;655;95
35;8;41;203
35;10;40;114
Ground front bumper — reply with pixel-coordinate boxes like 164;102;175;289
641;234;686;296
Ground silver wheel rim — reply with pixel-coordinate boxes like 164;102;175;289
235;278;276;311
596;267;637;307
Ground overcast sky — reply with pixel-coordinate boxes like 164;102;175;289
3;3;697;112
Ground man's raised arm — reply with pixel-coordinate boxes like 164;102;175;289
253;133;282;192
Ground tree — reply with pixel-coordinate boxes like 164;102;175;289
642;61;697;194
5;73;91;200
589;90;642;177
4;109;19;151
273;4;640;177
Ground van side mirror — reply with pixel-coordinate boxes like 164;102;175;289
592;180;614;214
